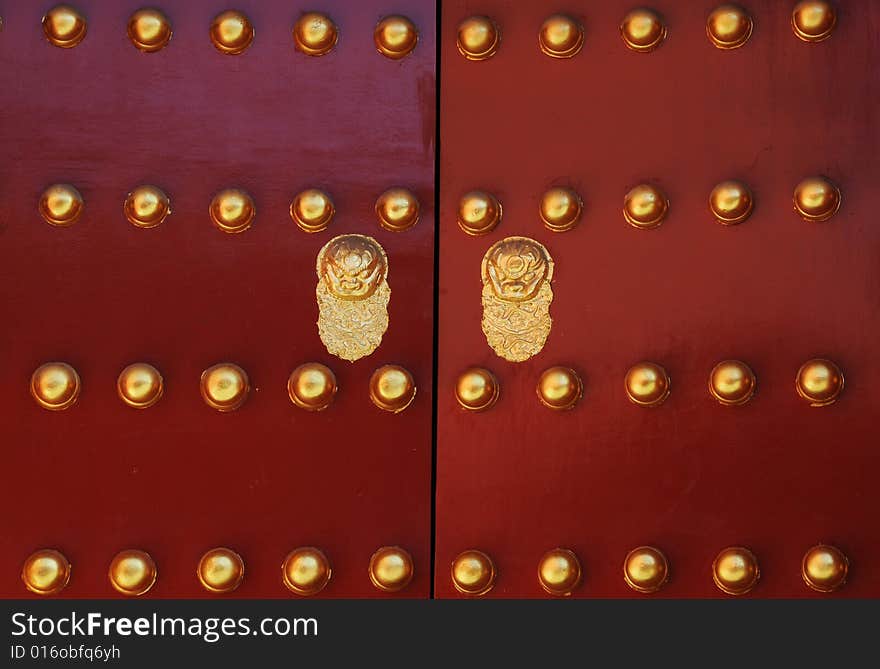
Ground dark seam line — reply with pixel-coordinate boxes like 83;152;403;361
429;0;442;600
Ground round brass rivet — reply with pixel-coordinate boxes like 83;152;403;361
712;546;759;595
709;360;756;406
124;185;171;229
39;184;83;227
537;366;582;410
796;358;843;406
283;547;332;596
117;363;164;409
538;548;582;596
109;549;157;597
707;4;753;49
455;367;499;412
802;544;848;593
127;8;172;52
200;363;250;412
210;188;255;234
31;362;81;411
451;549;496;596
457;16;500;61
458;190;502;236
793;176;840;222
623;184;668;229
288;363;337;411
375;187;420;232
43;5;87;48
624;362;670;407
290;189;334;233
540;187;582;232
792;1;837;43
369;365;416;413
22;549;71;596
369;546;414;592
539;14;584;59
624;546;669;593
620;8;666;52
197;547;244;594
375;15;418;59
210;10;254;55
709;180;753;225
293;12;337;56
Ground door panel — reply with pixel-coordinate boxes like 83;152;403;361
436;0;879;597
0;0;435;598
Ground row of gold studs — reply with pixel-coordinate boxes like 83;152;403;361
38;184;421;233
456;359;844;411
21;542;850;597
457;2;838;61
29;358;843;413
30;362;417;414
452;544;849;596
22;545;415;597
458;177;841;235
36;6;419;58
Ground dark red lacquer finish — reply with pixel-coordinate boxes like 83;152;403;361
0;0;435;598
436;0;879;597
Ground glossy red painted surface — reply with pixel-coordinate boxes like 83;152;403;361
436;0;880;597
0;0;435;598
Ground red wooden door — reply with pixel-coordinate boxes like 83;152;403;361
3;0;877;602
0;0;435;598
436;0;879;598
